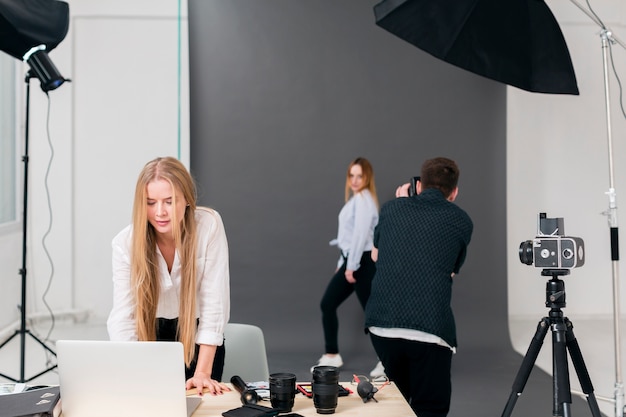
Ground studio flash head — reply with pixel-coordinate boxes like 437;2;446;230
518;213;585;270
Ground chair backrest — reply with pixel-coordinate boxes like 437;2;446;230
222;323;270;382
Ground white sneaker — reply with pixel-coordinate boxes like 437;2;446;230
369;360;386;378
310;354;344;373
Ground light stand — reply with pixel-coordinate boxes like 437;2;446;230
568;2;625;416
0;71;58;383
0;0;69;384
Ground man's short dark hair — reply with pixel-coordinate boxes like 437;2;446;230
420;157;460;198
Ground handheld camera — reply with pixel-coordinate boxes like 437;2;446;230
518;213;585;270
408;176;420;196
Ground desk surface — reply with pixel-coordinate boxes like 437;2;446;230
189;382;414;417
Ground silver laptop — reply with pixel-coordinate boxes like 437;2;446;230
56;340;202;417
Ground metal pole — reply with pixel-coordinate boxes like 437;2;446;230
600;30;624;417
18;71;32;383
567;2;623;416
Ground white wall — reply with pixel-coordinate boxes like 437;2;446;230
0;223;23;329
507;1;626;320
0;0;189;331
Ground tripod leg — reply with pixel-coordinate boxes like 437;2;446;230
564;318;602;417
502;318;550;417
0;330;19;349
0;331;21;382
552;318;573;417
27;330;57;356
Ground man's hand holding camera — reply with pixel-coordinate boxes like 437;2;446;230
397;176;421;198
396;183;411;198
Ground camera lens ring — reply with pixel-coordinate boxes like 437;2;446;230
519;241;534;265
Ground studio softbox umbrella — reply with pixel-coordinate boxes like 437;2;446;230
374;0;579;95
0;0;69;91
0;0;69;59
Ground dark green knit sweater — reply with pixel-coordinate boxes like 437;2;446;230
364;189;473;348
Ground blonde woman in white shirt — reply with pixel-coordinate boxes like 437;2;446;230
311;157;379;373
107;156;230;396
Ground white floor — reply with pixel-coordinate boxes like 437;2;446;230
509;316;626;417
0;316;624;416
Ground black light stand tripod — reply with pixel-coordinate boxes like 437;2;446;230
501;269;602;417
0;71;57;383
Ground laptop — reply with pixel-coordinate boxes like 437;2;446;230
56;340;202;417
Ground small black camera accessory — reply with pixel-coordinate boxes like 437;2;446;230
408;176;420;196
352;374;379;403
231;375;261;405
356;380;378;403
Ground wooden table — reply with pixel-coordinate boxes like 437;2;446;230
189;382;415;416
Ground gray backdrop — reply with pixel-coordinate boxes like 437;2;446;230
188;0;507;362
186;3;598;415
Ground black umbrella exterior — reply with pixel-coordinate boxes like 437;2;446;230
374;0;579;95
0;0;69;59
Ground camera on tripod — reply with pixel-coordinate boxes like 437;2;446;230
518;213;585;269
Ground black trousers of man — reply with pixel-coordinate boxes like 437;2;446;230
370;333;452;417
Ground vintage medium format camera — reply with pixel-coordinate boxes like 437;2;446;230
518;213;585;269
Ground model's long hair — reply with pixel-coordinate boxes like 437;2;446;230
344;157;379;208
130;157;198;365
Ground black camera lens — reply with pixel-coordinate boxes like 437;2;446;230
312;366;340;414
519;240;534;265
269;372;296;412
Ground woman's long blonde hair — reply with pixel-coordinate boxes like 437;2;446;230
344;157;379;208
130;157;198;365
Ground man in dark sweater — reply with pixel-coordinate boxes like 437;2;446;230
364;157;473;417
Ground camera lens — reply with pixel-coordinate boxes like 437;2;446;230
519;241;534;265
312;366;340;414
269;373;296;412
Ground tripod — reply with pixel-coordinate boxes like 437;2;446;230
501;269;602;417
0;71;57;383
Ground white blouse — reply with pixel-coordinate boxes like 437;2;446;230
333;189;378;271
107;207;230;346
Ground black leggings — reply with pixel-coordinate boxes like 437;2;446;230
320;251;375;354
156;318;226;381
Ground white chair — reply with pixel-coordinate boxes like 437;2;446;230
222;323;270;382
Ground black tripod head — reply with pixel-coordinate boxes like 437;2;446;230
541;269;569;310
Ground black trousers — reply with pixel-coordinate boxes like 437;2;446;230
156;318;225;381
370;333;452;417
320;251;375;354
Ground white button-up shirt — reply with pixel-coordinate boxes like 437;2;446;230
332;189;378;271
107;207;230;346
